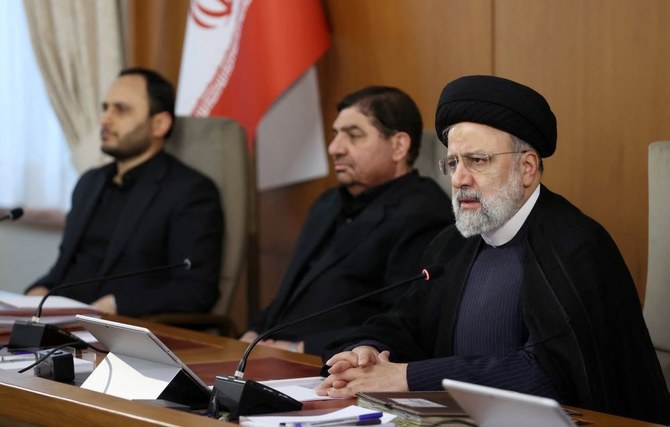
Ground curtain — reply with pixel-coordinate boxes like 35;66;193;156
22;0;125;173
0;0;76;211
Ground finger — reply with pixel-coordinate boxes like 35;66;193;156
326;351;358;367
316;370;354;389
358;351;378;367
315;375;336;393
355;347;380;367
327;359;355;374
331;379;348;389
326;386;356;399
314;388;329;396
378;350;391;362
314;384;331;396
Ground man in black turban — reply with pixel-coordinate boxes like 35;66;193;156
317;75;670;425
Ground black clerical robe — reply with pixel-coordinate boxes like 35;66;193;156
326;185;670;424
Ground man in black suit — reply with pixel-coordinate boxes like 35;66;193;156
241;86;453;357
25;68;223;317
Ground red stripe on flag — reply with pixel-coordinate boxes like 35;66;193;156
207;0;330;147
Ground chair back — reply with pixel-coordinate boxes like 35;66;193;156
414;129;451;197
166;116;249;315
644;140;670;390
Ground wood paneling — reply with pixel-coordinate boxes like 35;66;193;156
123;0;190;85
494;0;670;299
319;0;493;134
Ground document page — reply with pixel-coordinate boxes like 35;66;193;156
260;376;331;402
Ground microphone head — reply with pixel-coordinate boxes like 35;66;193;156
1;207;23;221
9;208;23;220
421;264;445;281
183;258;192;270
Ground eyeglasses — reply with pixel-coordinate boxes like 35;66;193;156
438;151;529;176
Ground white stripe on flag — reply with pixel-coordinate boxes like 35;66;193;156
175;0;252;116
256;67;329;190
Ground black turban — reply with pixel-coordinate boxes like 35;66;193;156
435;75;557;158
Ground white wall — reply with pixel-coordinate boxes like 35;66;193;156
0;224;61;294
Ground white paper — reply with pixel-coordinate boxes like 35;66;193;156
0;316;97;327
239;404;396;427
0;290;100;326
261;376;333;402
0;290;93;309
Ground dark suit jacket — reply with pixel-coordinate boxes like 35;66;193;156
28;152;223;317
326;185;670;424
250;171;453;356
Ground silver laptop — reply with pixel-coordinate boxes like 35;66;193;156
442;379;576;427
76;315;211;408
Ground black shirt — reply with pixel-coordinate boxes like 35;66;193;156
293;171;420;289
54;157;155;302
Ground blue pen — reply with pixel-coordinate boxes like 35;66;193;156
280;412;383;427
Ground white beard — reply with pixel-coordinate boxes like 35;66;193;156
452;168;525;238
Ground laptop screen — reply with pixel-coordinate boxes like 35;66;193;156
76;314;211;407
442;379;576;427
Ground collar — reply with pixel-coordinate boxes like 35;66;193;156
338;170;417;217
111;151;164;189
481;184;541;247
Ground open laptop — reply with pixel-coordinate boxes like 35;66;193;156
76;314;211;409
442;379;576;427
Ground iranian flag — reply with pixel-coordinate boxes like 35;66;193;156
176;0;331;189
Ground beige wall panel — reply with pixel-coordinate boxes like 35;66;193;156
494;0;670;298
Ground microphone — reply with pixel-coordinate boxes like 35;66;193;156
0;207;23;222
211;264;445;420
7;258;192;350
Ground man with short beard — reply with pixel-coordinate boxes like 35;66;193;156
316;75;670;425
25;68;223;318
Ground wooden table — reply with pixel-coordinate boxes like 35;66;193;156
0;316;664;426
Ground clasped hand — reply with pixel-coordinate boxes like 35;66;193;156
315;345;409;398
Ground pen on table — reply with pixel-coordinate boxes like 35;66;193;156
279;412;383;427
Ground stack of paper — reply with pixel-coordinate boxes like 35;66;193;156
356;391;468;427
0;290;100;326
259;376;332;402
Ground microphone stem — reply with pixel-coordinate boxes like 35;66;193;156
33;259;190;320
235;271;426;377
